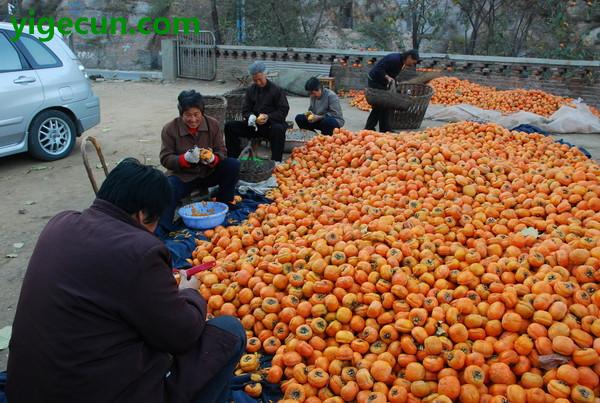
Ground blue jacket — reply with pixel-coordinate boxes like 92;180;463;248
368;53;406;86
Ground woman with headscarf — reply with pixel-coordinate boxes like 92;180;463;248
158;90;240;233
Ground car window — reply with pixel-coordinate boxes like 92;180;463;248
19;35;60;68
0;33;23;72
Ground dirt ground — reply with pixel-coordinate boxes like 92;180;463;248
1;79;599;369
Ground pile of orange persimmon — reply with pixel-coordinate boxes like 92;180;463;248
339;89;372;112
344;77;600;118
429;77;576;117
191;122;600;403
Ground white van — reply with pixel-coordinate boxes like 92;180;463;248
0;22;100;160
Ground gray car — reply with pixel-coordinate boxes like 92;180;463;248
0;22;100;160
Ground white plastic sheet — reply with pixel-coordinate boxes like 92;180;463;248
425;100;600;134
237;176;278;195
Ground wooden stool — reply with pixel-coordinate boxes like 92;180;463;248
318;76;335;91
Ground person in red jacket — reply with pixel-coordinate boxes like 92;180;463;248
6;158;245;403
159;90;240;233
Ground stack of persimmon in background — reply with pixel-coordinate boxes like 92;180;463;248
341;77;600;118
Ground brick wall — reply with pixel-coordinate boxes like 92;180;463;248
213;46;600;108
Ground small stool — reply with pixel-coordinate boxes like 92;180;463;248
318;76;335;91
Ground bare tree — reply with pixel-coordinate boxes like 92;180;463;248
246;0;331;47
453;0;490;54
210;0;222;44
341;0;353;28
401;0;446;50
508;0;538;56
269;0;292;45
483;0;506;53
299;0;329;46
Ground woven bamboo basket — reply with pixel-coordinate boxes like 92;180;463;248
365;85;414;110
396;66;418;83
238;143;275;183
203;96;227;132
223;88;246;122
389;84;434;130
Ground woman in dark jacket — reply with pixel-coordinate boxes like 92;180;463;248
159;90;240;233
365;49;420;132
7;159;245;403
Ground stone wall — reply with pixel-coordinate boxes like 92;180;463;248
57;0;163;70
213;45;600;108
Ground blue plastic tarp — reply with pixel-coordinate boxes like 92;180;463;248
228;355;283;403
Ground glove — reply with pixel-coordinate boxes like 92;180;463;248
199;148;215;165
178;270;199;291
184;146;200;164
248;114;258;131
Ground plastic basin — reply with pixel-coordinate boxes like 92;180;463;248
178;201;229;230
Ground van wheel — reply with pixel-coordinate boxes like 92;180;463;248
28;110;76;161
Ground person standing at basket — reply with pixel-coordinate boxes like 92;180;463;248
365;49;420;132
295;77;345;135
224;61;290;162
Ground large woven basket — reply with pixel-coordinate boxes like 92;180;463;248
204;96;227;132
389;84;434;130
238;143;275;183
366;85;414;110
396;66;418;83
224;88;246;122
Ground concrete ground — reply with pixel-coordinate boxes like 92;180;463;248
0;79;599;368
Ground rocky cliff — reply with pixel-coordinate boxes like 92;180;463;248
1;0;597;70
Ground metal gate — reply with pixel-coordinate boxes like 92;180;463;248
177;31;216;80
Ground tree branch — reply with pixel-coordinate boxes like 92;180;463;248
311;0;328;44
270;0;290;46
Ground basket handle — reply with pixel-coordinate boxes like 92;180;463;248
81;136;108;194
238;142;255;160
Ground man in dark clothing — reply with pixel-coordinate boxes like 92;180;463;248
6;159;245;403
224;61;290;162
365;49;420;132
